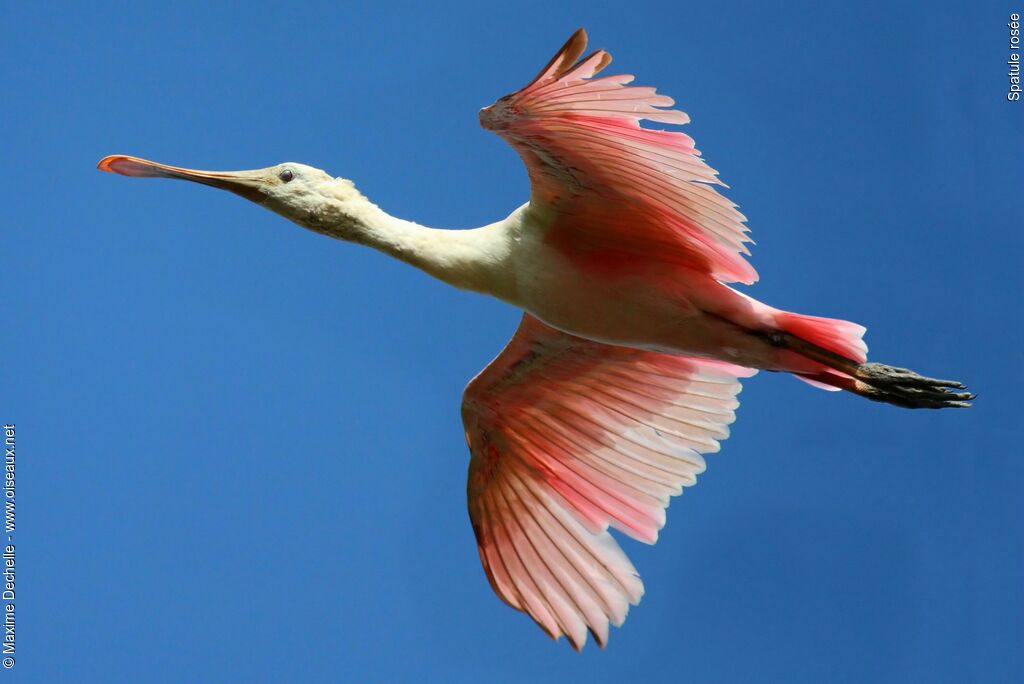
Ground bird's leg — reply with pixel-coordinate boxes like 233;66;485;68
757;330;975;409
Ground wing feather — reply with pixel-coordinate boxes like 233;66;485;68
464;315;753;648
480;29;756;284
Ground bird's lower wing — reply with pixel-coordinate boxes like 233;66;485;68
480;28;757;284
461;314;755;649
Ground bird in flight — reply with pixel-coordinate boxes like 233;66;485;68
98;28;972;650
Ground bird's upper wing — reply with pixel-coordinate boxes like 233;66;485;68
480;28;757;284
462;314;755;649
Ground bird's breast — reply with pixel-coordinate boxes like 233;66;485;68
509;237;697;350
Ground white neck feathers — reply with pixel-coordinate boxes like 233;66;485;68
301;181;519;298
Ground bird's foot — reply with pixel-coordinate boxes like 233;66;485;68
852;363;975;409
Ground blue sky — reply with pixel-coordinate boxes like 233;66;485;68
5;1;1021;682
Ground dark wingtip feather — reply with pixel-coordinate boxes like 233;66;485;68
521;28;589;91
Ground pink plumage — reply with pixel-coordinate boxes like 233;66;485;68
464;314;754;649
481;29;756;285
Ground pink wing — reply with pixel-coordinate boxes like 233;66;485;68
463;315;755;649
480;28;756;284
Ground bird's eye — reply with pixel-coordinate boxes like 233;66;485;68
279;169;294;183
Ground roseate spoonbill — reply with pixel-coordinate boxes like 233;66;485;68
97;28;972;650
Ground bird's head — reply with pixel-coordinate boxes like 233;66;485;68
97;155;363;238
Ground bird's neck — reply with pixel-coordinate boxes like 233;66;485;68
305;182;518;298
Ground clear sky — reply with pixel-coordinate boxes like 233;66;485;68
5;1;1021;682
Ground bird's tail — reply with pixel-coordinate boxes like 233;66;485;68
764;311;974;409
